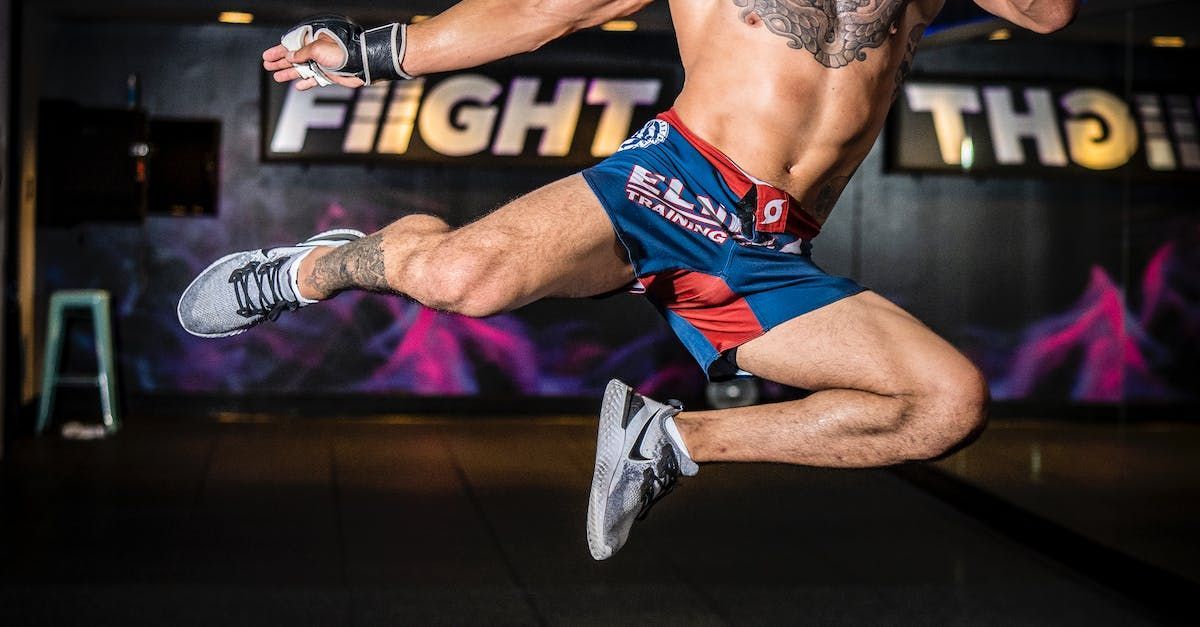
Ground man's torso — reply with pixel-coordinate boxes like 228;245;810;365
668;0;945;225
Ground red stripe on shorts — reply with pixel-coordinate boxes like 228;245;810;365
640;270;764;353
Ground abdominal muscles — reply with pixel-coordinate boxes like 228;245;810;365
670;0;934;224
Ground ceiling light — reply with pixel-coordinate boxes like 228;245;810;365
988;28;1011;41
601;20;638;32
218;11;254;24
1150;35;1185;48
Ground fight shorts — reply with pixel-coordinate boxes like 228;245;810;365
582;109;865;381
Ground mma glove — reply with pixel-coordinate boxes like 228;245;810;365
281;15;413;87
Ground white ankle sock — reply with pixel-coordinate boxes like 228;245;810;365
664;416;692;460
287;247;319;305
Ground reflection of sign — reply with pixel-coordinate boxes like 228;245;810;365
262;69;678;166
887;79;1200;178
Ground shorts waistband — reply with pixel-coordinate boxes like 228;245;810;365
656;109;821;241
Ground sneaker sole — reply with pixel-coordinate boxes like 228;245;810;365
587;378;632;560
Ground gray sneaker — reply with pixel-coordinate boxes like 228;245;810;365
587;379;699;560
177;229;365;338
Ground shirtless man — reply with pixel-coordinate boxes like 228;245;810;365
178;0;1078;560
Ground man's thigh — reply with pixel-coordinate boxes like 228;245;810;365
450;173;634;305
734;291;978;396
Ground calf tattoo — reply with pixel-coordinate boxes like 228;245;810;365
733;0;908;68
306;233;396;296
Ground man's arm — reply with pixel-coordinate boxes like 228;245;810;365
264;0;652;90
402;0;651;75
973;0;1079;34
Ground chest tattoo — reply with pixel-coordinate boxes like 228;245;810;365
733;0;909;68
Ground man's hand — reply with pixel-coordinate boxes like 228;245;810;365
263;16;412;90
263;37;365;91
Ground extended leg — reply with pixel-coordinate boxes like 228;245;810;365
675;291;989;467
177;175;634;337
296;174;634;315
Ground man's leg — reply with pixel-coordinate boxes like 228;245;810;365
586;290;987;559
675;290;989;467
176;174;633;338
305;174;633;313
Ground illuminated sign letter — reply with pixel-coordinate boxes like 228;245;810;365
418;75;502;157
493;77;586;156
1166;95;1200;170
983;87;1068;166
343;85;390;153
586;79;662;157
1135;94;1176;171
904;84;981;165
270;85;353;153
378;79;426;155
1060;89;1138;171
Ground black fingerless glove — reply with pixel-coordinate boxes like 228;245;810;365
281;14;413;86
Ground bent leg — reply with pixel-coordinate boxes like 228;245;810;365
297;174;634;316
675;291;989;467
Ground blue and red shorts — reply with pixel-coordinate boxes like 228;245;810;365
582;110;865;381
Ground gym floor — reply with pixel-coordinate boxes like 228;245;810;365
0;414;1174;625
934;418;1200;586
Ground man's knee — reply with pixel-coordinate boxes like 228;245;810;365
904;360;990;460
384;213;451;236
416;247;521;317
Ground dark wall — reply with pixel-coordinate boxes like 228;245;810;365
872;40;1199;402
31;19;1200;405
36;21;700;402
1;0;10;450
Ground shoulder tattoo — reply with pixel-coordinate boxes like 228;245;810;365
733;0;909;68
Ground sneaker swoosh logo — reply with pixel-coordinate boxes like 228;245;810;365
627;415;657;462
262;235;359;256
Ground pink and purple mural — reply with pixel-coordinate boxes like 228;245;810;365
976;224;1199;402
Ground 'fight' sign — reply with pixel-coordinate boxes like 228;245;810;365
262;67;680;167
888;78;1200;179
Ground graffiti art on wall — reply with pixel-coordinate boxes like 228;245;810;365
39;197;703;400
977;224;1199;402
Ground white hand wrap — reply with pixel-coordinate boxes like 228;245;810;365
281;25;335;87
